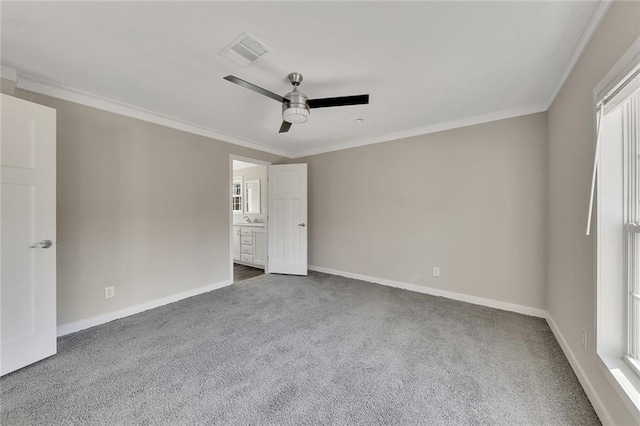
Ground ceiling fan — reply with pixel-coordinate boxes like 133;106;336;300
223;72;369;133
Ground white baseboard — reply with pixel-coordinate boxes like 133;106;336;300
545;314;613;425
56;279;233;337
53;266;613;424
308;265;614;423
308;265;547;318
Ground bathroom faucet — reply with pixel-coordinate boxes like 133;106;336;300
243;216;251;223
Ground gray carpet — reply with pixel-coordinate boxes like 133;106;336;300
1;272;598;425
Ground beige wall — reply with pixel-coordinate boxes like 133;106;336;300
233;165;267;224
547;1;640;424
6;88;285;327
297;112;548;310
1;2;636;419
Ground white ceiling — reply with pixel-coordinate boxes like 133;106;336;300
1;1;603;158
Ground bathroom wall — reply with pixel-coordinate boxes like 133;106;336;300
233;165;267;224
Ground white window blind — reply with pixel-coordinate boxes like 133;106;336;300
587;66;640;236
624;89;640;371
593;64;640;382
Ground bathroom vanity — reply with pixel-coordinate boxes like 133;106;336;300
232;223;266;269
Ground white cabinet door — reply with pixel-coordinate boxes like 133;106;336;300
253;227;266;268
1;94;57;376
268;164;307;275
232;226;241;261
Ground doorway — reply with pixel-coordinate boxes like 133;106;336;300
230;156;270;283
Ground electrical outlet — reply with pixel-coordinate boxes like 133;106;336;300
581;329;587;350
433;267;440;278
104;286;115;299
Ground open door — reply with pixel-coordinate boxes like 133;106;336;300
268;164;307;275
1;94;57;376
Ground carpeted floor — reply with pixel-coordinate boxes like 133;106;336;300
1;272;599;425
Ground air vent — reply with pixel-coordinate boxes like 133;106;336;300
219;32;271;67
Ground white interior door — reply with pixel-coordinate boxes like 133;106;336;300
268;164;307;275
1;94;57;376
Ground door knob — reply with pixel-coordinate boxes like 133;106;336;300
30;240;53;249
298;223;306;227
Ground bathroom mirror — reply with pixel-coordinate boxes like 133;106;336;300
245;179;261;214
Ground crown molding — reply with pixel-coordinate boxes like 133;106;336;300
545;0;613;109
293;1;612;159
7;0;612;162
14;73;292;158
9;71;549;160
290;102;548;158
2;3;612;159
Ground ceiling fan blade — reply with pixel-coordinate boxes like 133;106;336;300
308;94;369;109
223;75;285;103
279;121;292;133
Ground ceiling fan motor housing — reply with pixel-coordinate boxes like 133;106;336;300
282;89;310;124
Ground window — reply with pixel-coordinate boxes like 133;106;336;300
595;64;640;413
600;76;640;376
624;88;640;375
232;177;243;214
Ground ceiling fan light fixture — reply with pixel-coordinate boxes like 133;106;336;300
283;107;310;124
283;89;310;124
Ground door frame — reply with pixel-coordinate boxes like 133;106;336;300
229;155;271;283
